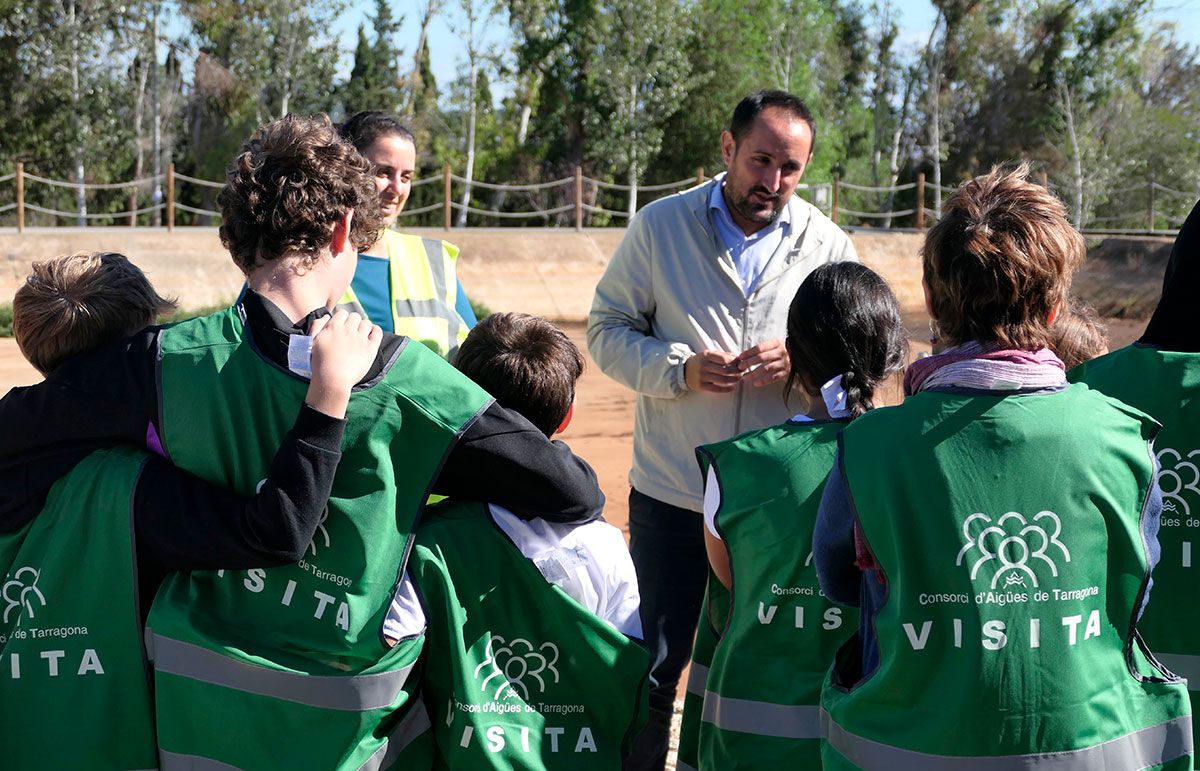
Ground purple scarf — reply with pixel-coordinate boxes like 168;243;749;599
903;341;1067;396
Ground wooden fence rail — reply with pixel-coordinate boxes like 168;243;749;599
2;163;1191;235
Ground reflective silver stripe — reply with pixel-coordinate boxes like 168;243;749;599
823;710;1193;770
702;691;821;739
685;662;709;697
337;298;368;317
160;750;241;770
359;700;432;771
150;633;413;712
1156;653;1200;687
421;238;450;303
387;237;464;358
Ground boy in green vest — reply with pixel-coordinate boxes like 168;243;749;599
384;312;650;769
2;250;379;769
0;114;602;769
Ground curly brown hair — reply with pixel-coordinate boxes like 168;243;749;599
922;164;1085;350
218;114;383;273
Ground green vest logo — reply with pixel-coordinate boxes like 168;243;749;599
3;567;46;623
474;635;561;701
956;511;1071;589
1158;447;1200;523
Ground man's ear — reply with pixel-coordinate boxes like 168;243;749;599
720;131;736;167
330;210;354;257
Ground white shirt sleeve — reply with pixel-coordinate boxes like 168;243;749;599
381;570;426;645
703;465;723;540
594;526;644;640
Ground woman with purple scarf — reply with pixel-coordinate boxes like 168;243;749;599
812;166;1192;770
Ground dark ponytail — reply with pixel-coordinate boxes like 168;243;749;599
783;262;907;419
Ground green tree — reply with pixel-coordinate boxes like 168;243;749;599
341;0;405;114
584;0;692;218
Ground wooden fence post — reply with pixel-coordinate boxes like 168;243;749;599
128;187;138;227
831;175;840;225
166;163;175;231
696;166;705;185
574;166;583;232
443;164;452;230
916;173;926;230
15;162;23;233
1036;169;1049;188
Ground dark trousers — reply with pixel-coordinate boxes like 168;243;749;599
623;488;709;771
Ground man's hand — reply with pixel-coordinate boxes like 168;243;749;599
305;310;383;419
733;338;790;388
685;350;743;393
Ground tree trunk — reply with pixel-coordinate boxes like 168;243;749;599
132;33;149;223
626;79;638;220
1059;83;1084;229
882;68;915;228
69;0;87;226
151;2;163;226
927;12;945;214
409;1;439;113
456;56;478;227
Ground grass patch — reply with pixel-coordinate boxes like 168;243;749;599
469;297;492;321
158;303;231;326
0;302;233;338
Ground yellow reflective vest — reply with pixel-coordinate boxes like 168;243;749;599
339;229;470;360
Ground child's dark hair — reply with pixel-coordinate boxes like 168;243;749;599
784;262;907;417
338;111;416;154
454;313;584;437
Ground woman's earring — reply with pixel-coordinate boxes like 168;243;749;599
928;318;940;346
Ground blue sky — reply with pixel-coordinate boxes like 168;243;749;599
333;0;1200;92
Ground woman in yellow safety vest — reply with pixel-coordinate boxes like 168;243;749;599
337;111;474;360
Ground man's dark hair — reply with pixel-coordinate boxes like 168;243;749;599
218;114;382;273
729;90;817;151
455;313;584;437
784;262;907;418
338;111;416;154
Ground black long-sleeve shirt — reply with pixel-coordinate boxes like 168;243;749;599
0;291;602;574
131;404;345;616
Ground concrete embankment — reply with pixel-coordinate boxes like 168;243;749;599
0;228;1171;323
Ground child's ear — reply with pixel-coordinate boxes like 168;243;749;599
330;210;354;257
555;400;576;435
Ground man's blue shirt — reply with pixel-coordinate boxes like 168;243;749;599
708;179;792;296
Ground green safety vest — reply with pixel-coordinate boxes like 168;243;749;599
339;229;469;360
696;420;858;769
824;385;1192;770
409;500;651;770
0;447;157;770
676;576;729;771
1073;344;1200;711
148;305;491;770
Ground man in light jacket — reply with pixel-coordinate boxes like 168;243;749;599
587;90;857;771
